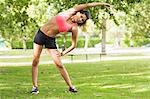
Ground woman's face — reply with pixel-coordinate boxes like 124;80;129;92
72;12;87;24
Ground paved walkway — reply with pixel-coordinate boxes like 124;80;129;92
0;48;150;66
1;47;150;57
0;56;150;67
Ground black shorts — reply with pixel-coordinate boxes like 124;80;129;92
34;29;57;49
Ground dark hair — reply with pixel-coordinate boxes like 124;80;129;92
77;10;90;26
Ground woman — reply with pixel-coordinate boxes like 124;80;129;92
31;2;111;94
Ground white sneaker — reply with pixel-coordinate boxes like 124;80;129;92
31;86;39;94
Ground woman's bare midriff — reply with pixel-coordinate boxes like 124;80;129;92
40;17;60;38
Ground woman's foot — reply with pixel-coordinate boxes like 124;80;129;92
69;86;78;93
31;86;39;94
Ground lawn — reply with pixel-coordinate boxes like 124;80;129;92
1;59;150;99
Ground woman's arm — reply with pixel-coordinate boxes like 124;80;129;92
59;2;111;18
61;26;78;56
74;2;111;11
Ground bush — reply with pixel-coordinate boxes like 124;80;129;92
26;41;33;49
124;39;130;47
77;39;85;48
88;38;101;47
12;41;23;49
11;36;101;49
12;40;33;49
134;38;150;47
56;36;101;48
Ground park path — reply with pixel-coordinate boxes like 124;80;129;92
0;47;150;66
0;56;150;66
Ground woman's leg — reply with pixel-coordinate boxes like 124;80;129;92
32;43;43;87
47;49;73;88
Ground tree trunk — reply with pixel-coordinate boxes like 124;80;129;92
23;36;27;51
84;32;89;50
10;37;13;49
101;17;107;55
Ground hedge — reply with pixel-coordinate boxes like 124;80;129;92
56;37;101;48
12;37;101;49
12;40;33;49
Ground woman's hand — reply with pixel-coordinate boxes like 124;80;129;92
60;51;64;56
102;3;111;7
58;49;64;56
104;3;114;9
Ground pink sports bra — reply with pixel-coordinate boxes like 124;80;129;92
55;15;76;32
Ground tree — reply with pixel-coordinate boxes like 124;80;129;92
0;0;30;48
125;0;150;46
0;0;149;49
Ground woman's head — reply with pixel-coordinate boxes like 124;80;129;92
72;10;90;26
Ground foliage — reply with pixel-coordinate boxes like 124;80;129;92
56;36;101;48
0;0;30;43
124;33;130;47
125;0;150;40
0;0;149;48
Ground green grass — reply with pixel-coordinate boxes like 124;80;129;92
1;59;150;99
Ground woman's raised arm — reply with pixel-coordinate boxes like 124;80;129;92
74;2;111;11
